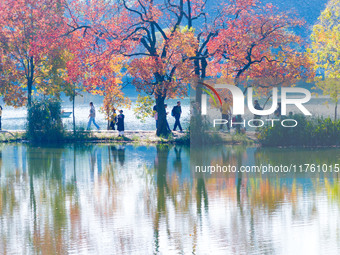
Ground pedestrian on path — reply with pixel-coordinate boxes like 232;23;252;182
87;102;100;130
117;110;125;136
172;101;183;132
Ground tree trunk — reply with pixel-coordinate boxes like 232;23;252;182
156;96;170;137
194;58;208;108
335;102;338;121
27;56;34;108
27;79;33;108
194;58;204;109
201;57;207;78
72;91;76;135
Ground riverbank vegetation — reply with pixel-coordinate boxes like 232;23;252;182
258;115;340;146
26;99;64;143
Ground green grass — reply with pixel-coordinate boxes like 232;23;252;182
258;115;340;146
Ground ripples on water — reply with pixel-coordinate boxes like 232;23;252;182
0;144;340;254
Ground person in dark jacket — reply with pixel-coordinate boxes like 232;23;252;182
254;100;262;111
274;103;281;118
117;110;125;136
172;101;183;132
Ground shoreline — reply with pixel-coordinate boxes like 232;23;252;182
1;130;339;147
0;130;255;145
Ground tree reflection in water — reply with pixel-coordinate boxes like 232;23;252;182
0;144;339;254
153;145;169;253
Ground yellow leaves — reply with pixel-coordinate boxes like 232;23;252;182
310;0;340;88
314;78;340;105
167;28;198;58
101;83;131;120
133;95;155;123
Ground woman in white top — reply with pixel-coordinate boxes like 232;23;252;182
87;102;100;130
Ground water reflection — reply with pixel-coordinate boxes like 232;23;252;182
0;144;339;254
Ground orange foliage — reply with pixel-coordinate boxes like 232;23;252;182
208;1;314;93
0;0;68;106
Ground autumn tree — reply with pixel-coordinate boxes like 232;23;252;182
60;0;132;133
0;46;26;106
310;0;340;120
208;2;313;102
127;25;197;136
42;47;85;134
66;0;197;136
64;0;313;136
66;0;257;136
165;0;263;106
164;0;313;113
0;0;68;107
118;0;198;136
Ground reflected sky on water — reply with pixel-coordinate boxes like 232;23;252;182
0;144;340;254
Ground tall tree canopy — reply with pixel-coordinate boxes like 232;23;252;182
0;0;68;107
310;0;340;119
0;0;316;134
208;1;313;94
67;0;198;136
66;0;313;135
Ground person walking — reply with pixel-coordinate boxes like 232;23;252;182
117;110;125;136
172;101;183;132
109;108;117;130
87;102;100;130
0;105;2;131
221;98;231;132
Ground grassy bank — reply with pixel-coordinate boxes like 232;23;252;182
258;115;340;147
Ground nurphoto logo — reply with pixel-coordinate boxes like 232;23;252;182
198;82;312;128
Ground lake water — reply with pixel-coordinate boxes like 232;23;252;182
1;144;340;254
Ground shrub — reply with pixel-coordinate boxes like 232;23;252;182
26;99;64;143
258;114;340;146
